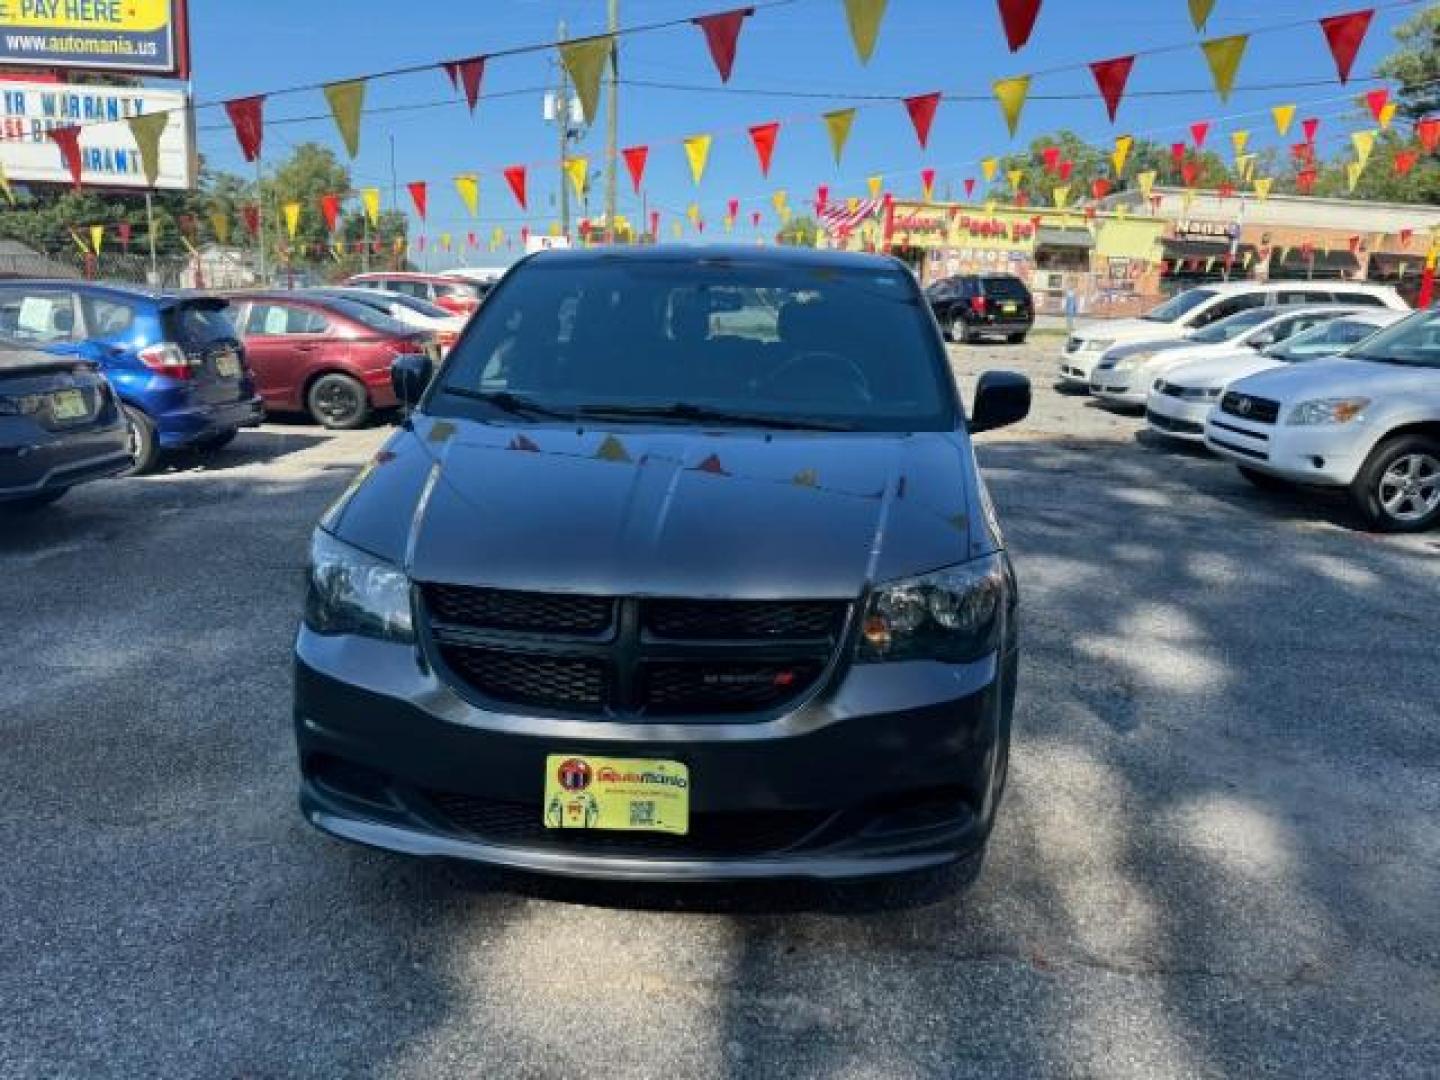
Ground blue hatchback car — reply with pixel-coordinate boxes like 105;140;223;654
0;281;263;473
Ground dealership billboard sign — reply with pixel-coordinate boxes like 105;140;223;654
0;79;194;189
0;0;188;77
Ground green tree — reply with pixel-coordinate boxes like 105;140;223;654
1376;5;1440;120
994;131;1232;205
777;215;820;247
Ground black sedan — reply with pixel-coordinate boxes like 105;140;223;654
0;341;133;511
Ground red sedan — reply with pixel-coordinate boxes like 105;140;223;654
343;272;487;317
221;292;438;429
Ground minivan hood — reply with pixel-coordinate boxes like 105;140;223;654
330;416;987;600
1227;358;1439;403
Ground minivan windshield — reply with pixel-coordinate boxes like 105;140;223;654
434;258;957;431
1186;307;1273;343
1144;288;1217;323
1345;310;1440;369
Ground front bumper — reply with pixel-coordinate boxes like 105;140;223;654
294;628;1016;882
1057;347;1102;386
1089;369;1149;407
1203;411;1371;486
1144;391;1212;442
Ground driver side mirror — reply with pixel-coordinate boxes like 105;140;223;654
391;353;433;411
1248;332;1275;349
971;371;1030;434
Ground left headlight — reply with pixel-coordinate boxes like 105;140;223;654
857;554;1007;664
304;529;415;642
1286;397;1370;426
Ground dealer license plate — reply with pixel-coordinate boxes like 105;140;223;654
215;352;242;378
543;755;689;835
50;389;87;421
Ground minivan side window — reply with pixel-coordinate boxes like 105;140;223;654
1189;292;1266;327
1278;290;1332;305
0;289;79;343
1334;292;1386;307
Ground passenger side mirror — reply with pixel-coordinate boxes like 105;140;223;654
1248;331;1275;349
970;371;1030;434
391;353;433;411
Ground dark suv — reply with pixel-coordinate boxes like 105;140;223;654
927;274;1035;345
295;246;1030;884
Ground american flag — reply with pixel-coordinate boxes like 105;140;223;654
818;198;883;237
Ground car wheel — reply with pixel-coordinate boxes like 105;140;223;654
307;373;371;430
120;403;159;476
5;489;68;512
1237;465;1292;493
195;428;238;453
1007;333;1026;345
1350;435;1440;533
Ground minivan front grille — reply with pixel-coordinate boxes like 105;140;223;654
422;586;848;719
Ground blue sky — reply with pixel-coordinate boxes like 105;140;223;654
189;0;1418;264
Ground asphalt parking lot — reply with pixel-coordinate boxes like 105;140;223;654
3;337;1438;1079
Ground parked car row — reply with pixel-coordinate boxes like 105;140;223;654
1054;281;1439;533
1;270;493;511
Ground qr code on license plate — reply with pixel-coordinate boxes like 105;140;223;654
629;801;657;827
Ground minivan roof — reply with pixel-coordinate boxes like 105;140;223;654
0;279;205;304
521;243;906;275
1190;279;1399;295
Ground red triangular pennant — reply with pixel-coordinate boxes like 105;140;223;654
441;56;486;112
241;204;260;237
1302;117;1320;143
407;181;428;220
48;126;83;189
749;121;780;176
1170;142;1187;166
694;453;728;475
1181;161;1199;187
903;92;941;149
1394;150;1418;176
963;177;976;198
504;166;527;209
691;7;752;83
1319;9;1374;84
223;96;265;162
1365;87;1389;122
1088;55;1134;123
320;193;340;232
1190;121;1210;149
1090;177;1111;199
1058;159;1073;181
1042;145;1061;174
1417;117;1440;154
996;0;1043;53
1296;168;1318;194
622;145;649;193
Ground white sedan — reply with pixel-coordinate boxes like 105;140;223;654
1090;306;1355;408
311;287;469;354
1146;310;1407;442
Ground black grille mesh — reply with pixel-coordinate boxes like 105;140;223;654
1220;392;1281;425
424;584;614;635
439;647;606;711
645;599;845;640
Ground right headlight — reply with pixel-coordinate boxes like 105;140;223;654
304;529;415;642
857;554;1008;664
1286;397;1370;426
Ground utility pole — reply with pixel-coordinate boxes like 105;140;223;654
389;134;400;268
556;21;572;237
603;0;619;243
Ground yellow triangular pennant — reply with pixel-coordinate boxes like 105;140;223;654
823;108;857;166
1137;170;1156;199
563;157;588;199
687;202;701;226
283;201;301;239
1271;104;1296;136
867;175;883;199
126;111;169;187
559;36;612;124
1007;168;1025;192
209;211;230;245
360;187;381;227
1253;177;1274;200
993;75;1031;138
683;134;712;185
1378;101;1397;130
323;80;366;158
1345;162;1363;193
1188;0;1216;31
772;189;788;215
454;173;479;217
0;163;14;206
1201;36;1248;103
842;0;888;64
90;224;104;256
1052;185;1070;209
1351;130;1376;171
595;434;631;463
1111;135;1133;178
1230;130;1250;160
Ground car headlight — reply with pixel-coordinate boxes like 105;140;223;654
1084;338;1114;353
1286;397;1370;426
304;529;414;642
857;555;1007;664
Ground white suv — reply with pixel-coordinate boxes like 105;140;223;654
1058;281;1408;387
1204;309;1440;532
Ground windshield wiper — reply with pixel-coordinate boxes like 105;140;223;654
440;386;577;420
573;402;857;431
